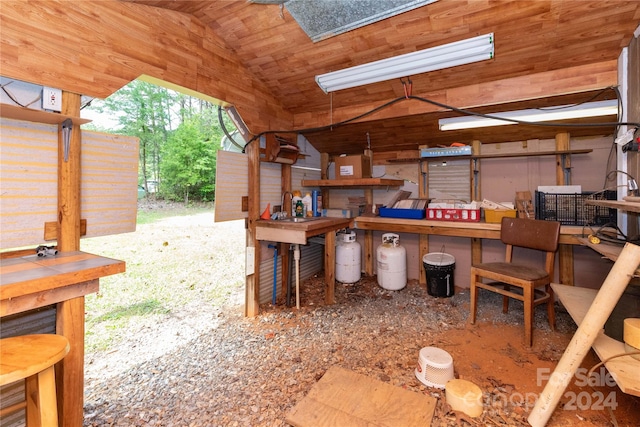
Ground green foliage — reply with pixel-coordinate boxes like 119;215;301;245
161;115;220;202
83;79;237;202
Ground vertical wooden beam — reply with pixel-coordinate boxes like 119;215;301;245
555;132;574;285
320;152;330;209
57;92;82;251
324;230;336;304
245;139;261;317
418;161;429;285
281;164;291;298
56;295;85;427
555;132;570;185
470;140;482;201
55;91;84;427
470;141;483;268
363;188;374;276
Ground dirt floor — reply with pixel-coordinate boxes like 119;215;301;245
262;274;640;427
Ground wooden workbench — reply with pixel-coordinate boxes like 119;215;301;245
1;251;125;427
354;216;586;284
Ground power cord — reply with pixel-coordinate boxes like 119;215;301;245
240;85;640;152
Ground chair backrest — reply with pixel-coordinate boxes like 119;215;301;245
500;217;561;278
500;217;561;252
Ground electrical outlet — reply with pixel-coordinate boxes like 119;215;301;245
42;87;62;112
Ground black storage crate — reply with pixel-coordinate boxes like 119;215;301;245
534;190;617;226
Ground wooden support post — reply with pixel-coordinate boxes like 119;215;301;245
324;231;336;304
555;132;570;185
321;152;330;209
364;230;374;276
363;188;374;276
245;139;260;317
281;164;292;297
528;243;640;427
55;296;85;427
470;140;481;201
470;141;483;269
57;92;82;251
555;132;574;285
55;91;85;427
418;161;429;284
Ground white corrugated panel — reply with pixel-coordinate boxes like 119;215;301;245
214;150;248;222
428;159;471;201
215;151;284;222
259;242;324;304
0;118;58;248
260;161;282;214
0;119;138;249
81;131;138;237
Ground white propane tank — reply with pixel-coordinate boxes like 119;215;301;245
376;233;406;290
336;231;361;284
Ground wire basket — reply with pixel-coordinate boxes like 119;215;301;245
534;190;617;226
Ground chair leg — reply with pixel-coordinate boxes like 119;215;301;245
502;284;510;313
524;286;534;347
470;272;478;324
26;366;58;427
546;284;556;331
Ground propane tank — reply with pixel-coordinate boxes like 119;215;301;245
376;233;406;290
336;231;361;284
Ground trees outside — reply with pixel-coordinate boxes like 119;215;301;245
84;80;238;202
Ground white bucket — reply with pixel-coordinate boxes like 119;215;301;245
414;346;454;389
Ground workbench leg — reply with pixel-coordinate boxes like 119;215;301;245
419;234;429;285
324;231;336;304
56;296;86;427
364;230;374;276
471;238;483;266
558;244;574;285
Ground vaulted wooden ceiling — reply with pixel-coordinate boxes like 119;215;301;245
1;1;637;155
89;2;640;153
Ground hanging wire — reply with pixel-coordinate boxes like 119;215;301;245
240;85;639;151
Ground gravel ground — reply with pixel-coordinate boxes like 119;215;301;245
82;207;639;427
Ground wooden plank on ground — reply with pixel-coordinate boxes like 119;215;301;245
286;366;435;427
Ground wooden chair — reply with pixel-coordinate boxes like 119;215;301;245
470;217;561;346
0;334;70;427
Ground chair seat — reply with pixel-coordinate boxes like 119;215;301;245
472;262;549;283
0;334;70;386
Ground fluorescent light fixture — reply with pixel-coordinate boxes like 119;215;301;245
438;100;619;131
315;33;494;93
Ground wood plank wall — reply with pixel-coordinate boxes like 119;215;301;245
0;0;292;135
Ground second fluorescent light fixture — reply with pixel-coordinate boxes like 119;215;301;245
438;100;619;131
315;33;494;93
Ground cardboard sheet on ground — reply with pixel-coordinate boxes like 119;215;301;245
286;366;436;427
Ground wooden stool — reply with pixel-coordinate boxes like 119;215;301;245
0;334;70;427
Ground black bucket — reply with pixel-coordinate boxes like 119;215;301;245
423;252;455;298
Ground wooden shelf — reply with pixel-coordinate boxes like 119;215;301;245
551;283;640;397
1;103;90;125
577;237;640;275
585;199;640;214
301;178;405;188
472;149;592;159
385;149;592;164
263;133;299;164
